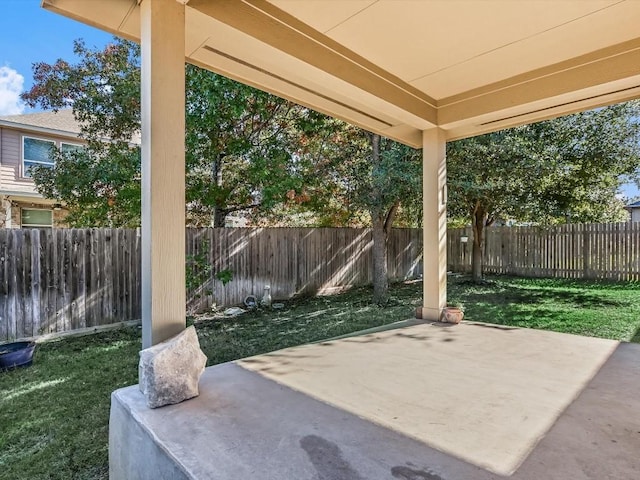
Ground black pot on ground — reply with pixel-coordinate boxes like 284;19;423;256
0;341;37;371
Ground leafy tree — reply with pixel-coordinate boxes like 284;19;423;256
257;122;422;304
25;40;141;226
31;144;141;227
447;101;640;283
184;65;329;226
22;38;324;227
286;123;421;304
366;134;421;304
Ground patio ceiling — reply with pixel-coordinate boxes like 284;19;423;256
42;0;640;147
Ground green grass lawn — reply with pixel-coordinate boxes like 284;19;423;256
1;275;639;479
448;276;640;342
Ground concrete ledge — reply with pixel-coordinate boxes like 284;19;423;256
109;391;190;480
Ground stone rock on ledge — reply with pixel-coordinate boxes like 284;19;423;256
139;326;207;409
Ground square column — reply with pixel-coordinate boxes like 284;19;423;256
140;0;186;348
421;128;447;320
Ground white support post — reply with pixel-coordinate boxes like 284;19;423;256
140;0;186;348
421;128;447;321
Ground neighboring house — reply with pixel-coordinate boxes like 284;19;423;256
625;200;640;222
0;109;83;229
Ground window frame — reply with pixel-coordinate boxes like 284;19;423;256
21;135;57;178
60;141;84;155
20;207;54;229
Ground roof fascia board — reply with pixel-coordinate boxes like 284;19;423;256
187;0;437;125
439;39;640;126
0;120;82;141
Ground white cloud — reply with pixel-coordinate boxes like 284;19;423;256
0;66;25;116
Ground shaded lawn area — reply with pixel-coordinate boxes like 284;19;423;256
1;275;639;479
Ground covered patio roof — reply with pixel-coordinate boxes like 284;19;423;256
43;0;640;146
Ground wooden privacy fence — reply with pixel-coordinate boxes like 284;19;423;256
0;229;142;342
448;223;640;281
186;228;423;312
0;227;423;341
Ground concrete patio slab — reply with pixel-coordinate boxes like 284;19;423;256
240;322;618;475
110;322;640;480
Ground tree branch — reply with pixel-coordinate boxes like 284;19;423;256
384;201;400;234
223;202;262;215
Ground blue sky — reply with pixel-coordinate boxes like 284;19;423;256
0;0;111;115
0;0;638;199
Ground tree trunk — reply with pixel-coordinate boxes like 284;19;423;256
213;208;226;227
212;156;226;228
471;206;488;283
369;133;393;305
372;214;388;305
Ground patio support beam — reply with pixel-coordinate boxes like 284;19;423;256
421;128;447;321
140;0;186;348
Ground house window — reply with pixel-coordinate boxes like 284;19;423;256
60;142;84;155
23;136;56;177
21;208;53;228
